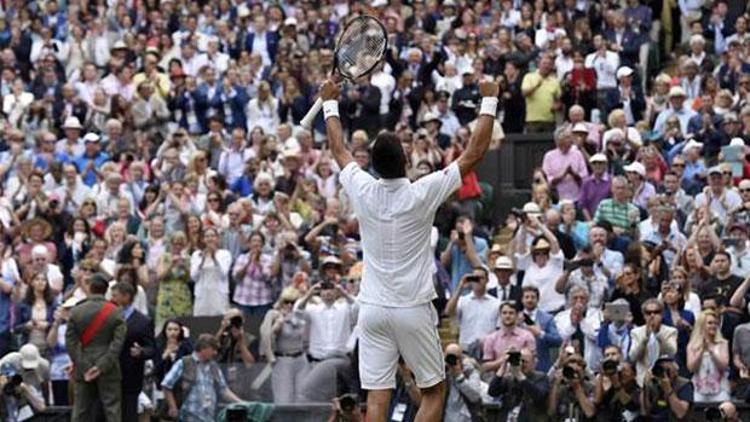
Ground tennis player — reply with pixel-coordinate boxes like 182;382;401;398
318;78;499;421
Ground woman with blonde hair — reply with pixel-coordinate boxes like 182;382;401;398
186;150;215;195
687;310;730;403
260;287;307;403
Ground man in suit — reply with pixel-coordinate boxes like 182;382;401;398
520;286;561;372
604;66;646;124
110;282;156;422
628;298;678;387
493;256;521;303
66;273;127;422
604;11;642;67
244;15;279;65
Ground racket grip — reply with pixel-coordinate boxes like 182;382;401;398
300;98;324;129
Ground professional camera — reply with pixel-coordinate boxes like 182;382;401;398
507;351;521;367
602;359;618;375
652;362;666;379
445;354;458;366
562;365;576;380
339;394;358;412
229;315;243;329
1;364;22;397
704;407;722;422
509;208;527;222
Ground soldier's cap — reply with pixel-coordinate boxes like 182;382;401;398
88;273;110;289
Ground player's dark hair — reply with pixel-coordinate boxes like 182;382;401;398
371;131;407;179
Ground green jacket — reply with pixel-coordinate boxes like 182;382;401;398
65;295;127;381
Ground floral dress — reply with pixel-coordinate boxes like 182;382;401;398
155;253;193;330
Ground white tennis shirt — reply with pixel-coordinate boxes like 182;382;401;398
339;161;462;307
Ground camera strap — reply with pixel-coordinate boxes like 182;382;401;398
81;302;117;347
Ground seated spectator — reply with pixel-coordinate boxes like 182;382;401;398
554;286;602;372
660;281;695;376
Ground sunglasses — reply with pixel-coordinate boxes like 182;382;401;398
672;163;685;168
741;189;750;193
644;309;661;316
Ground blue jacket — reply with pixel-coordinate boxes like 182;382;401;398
530;309;562;372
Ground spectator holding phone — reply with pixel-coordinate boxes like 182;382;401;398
440;216;488;292
598;299;635;359
443;267;499;356
487;347;550;421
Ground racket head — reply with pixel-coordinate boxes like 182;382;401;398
333;15;388;81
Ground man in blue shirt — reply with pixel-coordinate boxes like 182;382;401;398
73;133;110;187
440;216;488;292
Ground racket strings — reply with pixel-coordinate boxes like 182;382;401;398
336;18;386;80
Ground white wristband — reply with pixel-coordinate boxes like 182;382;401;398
323;100;340;120
479;97;498;117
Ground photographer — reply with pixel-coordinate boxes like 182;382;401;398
327;393;363;422
487;347;550;421
593;346;640;422
0;362;46;422
640;356;692;421
443;343;484;422
548;351;595;420
214;308;256;399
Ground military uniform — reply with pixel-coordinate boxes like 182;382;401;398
65;294;127;422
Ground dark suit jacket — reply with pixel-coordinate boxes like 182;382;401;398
244;31;279;62
604;29;641;66
120;310;156;394
494;283;522;304
487;370;551;422
604;85;647;123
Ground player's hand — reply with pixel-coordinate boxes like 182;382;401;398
479;80;499;97
319;80;341;101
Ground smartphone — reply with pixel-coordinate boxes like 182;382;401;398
523;313;534;325
605;302;630;322
465;275;480;283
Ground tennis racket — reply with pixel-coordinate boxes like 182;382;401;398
299;15;388;129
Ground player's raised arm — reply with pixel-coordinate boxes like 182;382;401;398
319;79;354;169
457;81;500;177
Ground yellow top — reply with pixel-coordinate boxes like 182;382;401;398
521;71;560;123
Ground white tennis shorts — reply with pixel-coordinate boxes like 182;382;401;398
358;302;445;390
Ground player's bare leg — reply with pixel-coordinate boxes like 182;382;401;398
365;389;392;422
415;381;446;422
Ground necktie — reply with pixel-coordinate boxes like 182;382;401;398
646;332;659;369
502;287;507;301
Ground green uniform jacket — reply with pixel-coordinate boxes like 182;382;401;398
65;295;127;382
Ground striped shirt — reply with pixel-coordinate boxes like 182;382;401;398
594;199;640;232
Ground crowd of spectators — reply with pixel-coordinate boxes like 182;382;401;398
1;0;750;421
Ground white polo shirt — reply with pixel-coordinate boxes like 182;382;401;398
339;161;462;307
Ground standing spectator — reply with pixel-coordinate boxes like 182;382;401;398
585;34;620;111
519;286;562;372
295;282;357;402
66;273;126;422
260;287;307;404
628;299;678;387
554;286;603;372
155;232;193;330
15;272;56;356
440;216;487;291
46;297;77;406
443;267;499;355
232;231;275;317
687;310;730;403
542;128;589;201
579;154;611;221
109;281;156;422
481;302;536;373
521;55;561;133
214;309;256;401
161;333;243;421
190;227;232;316
514;216;565;314
153;319;193;386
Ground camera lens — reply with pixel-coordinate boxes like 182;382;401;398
445;354;457;366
